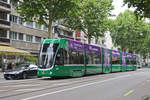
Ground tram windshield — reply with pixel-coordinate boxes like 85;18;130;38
39;43;59;68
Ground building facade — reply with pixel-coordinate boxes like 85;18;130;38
10;0;48;54
0;0;11;46
0;0;74;70
0;0;74;55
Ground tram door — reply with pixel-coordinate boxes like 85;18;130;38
121;52;126;72
103;48;111;73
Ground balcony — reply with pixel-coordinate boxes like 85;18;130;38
0;37;11;45
0;19;10;29
0;1;11;12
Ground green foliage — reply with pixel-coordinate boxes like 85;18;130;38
12;0;80;38
12;0;113;42
25;56;38;64
144;96;150;100
123;0;150;18
65;0;113;43
112;10;150;55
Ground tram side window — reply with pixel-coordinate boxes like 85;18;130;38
55;48;69;65
42;43;59;53
112;55;120;64
87;52;101;64
55;48;64;65
63;49;68;64
42;44;50;52
40;43;59;67
69;49;84;64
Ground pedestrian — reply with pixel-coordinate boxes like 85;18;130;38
7;63;12;70
11;63;14;70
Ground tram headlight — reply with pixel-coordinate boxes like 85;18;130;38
50;72;52;75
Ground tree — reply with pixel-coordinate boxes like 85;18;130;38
12;0;80;38
123;0;150;18
65;0;113;43
112;10;150;55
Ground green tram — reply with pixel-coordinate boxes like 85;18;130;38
38;38;136;78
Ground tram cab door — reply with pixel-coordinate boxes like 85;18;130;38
55;48;65;65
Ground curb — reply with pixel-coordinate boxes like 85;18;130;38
0;73;3;79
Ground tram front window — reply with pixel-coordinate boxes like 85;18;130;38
39;43;59;68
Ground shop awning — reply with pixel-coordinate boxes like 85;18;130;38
0;46;35;56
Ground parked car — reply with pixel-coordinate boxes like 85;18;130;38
4;64;38;80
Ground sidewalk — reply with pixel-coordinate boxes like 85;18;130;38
0;68;4;79
0;72;3;78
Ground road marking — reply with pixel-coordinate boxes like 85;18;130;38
21;74;131;100
53;82;78;86
141;82;145;86
0;78;60;84
123;90;134;96
132;72;145;75
0;78;41;84
0;90;7;92
15;88;45;92
146;80;150;82
16;89;40;92
3;84;40;87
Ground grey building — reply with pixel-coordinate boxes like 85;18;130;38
0;0;11;46
0;0;74;55
0;0;74;70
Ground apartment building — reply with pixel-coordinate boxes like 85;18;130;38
0;0;74;69
0;0;74;55
0;0;11;46
10;1;48;54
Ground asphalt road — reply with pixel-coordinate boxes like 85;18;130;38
0;68;150;100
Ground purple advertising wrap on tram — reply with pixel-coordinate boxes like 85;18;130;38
68;40;83;51
86;44;101;53
126;53;132;58
133;54;136;58
122;52;126;66
111;49;120;56
104;48;110;67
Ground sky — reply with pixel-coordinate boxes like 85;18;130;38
112;0;127;16
111;0;134;19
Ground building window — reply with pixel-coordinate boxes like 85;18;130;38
10;15;18;24
54;26;61;34
43;25;48;31
102;40;105;44
26;21;33;28
18;17;24;25
35;22;41;30
18;33;23;41
0;29;7;38
10;31;17;40
35;36;41;43
1;0;7;3
0;11;7;20
63;30;72;37
26;35;32;42
11;1;18;8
